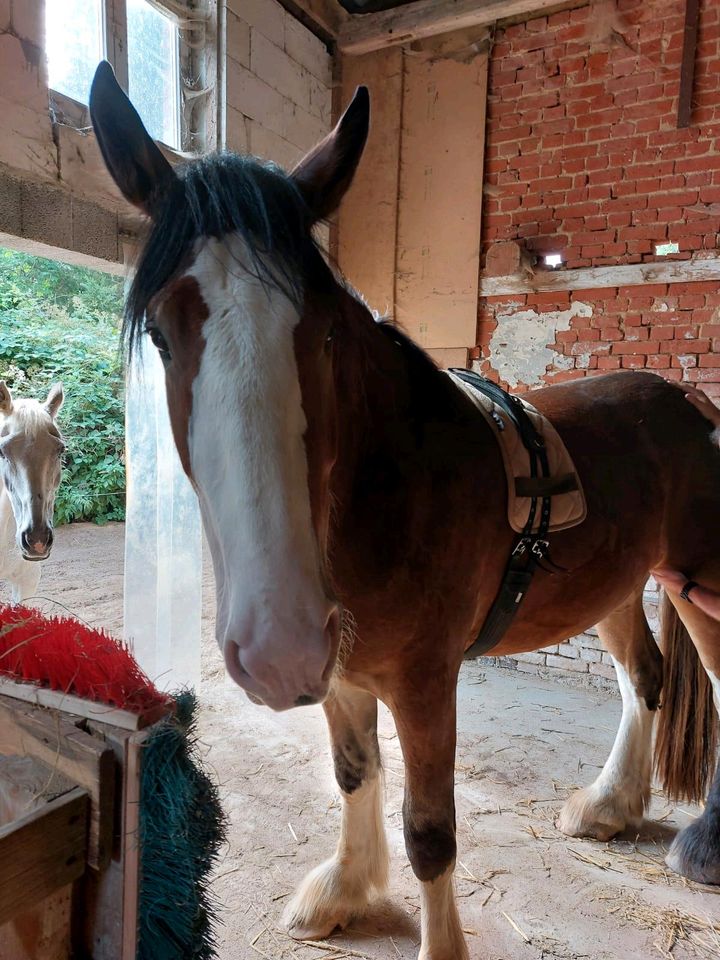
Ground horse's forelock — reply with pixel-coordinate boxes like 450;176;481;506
4;399;60;438
124;153;321;358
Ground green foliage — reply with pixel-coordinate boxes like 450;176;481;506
0;248;126;524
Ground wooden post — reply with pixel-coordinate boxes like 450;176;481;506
677;0;700;128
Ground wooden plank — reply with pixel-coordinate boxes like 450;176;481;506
1;885;73;960
0;677;172;731
0;755;77;825
395;47;488;350
427;347;469;369
339;0;569;55
677;0;700;129
479;254;720;296
0;696;115;870
0;787;88;926
121;731;149;960
79;724;134;960
276;0;348;42
0;757;77;960
338;47;404;316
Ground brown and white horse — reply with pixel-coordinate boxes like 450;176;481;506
90;62;720;960
0;380;65;603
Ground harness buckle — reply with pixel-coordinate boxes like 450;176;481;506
532;539;549;558
512;538;531;557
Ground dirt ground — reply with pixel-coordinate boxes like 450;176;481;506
5;522;719;960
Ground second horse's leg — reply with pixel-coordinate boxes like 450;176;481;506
284;681;389;939
558;586;662;840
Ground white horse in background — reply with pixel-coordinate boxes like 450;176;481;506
0;380;65;604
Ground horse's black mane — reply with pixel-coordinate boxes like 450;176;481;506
124;152;323;353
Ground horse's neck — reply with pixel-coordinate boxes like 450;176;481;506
330;296;496;514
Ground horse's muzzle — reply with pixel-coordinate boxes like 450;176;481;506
20;527;53;561
222;606;341;711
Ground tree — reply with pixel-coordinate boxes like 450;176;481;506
0;248;126;524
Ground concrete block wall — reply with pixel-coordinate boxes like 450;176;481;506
0;0;127;269
0;0;332;267
224;0;332;170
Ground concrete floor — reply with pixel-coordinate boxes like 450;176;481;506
7;523;719;960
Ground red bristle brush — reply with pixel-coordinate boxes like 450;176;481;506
0;603;173;729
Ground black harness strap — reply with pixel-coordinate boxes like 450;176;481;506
449;370;553;659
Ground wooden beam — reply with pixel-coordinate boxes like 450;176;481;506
339;0;570;55
677;0;700;128
0;787;88;926
275;0;348;42
478;254;720;297
0;677;172;731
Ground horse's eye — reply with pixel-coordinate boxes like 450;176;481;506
146;324;172;363
324;325;336;353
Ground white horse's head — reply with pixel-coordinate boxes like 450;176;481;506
0;381;65;560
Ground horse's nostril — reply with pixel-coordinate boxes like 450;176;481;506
295;694;317;707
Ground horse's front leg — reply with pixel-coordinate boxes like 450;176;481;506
10;561;42;605
284;681;389;939
391;673;468;960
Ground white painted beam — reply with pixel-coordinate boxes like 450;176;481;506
479;255;720;297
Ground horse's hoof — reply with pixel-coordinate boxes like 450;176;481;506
556;786;638;841
284;914;347;942
282;857;369;941
282;891;351;942
666;819;720;885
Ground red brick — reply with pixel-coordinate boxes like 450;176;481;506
612;341;658;355
646;355;671;369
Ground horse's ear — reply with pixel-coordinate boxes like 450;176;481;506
291;86;369;222
45;383;64;420
89;61;177;217
0;381;12;415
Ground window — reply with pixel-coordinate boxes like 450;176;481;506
46;0;104;106
127;0;181;148
44;0;206;152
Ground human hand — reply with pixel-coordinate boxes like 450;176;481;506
678;383;720;428
651;566;689;594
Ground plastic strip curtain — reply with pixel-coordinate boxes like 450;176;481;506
123;339;202;691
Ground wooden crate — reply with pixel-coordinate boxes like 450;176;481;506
0;688;172;960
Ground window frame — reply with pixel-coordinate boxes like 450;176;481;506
47;0;212;155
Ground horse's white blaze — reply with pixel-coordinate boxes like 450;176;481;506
186;236;335;711
283;774;388;938
418;866;468;960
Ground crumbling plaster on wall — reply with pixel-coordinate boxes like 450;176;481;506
483;300;593;388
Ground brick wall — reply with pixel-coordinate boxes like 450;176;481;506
482;0;720;268
224;0;332;168
477;0;720;682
